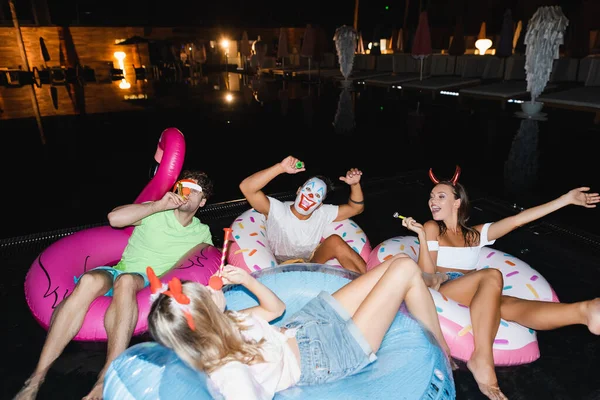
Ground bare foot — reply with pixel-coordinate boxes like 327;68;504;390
586;298;600;335
467;354;508;400
82;380;104;400
14;376;43;400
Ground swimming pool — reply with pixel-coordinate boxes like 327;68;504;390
2;72;599;240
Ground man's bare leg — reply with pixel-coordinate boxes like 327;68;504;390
15;271;112;400
311;235;367;274
82;274;145;400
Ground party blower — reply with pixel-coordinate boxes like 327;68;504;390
208;228;233;290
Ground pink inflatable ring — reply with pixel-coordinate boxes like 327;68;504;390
366;235;560;366
23;128;222;341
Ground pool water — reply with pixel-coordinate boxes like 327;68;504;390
2;72;599;240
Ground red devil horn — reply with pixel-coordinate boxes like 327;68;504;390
166;277;191;305
147;266;163;294
451;165;461;185
428;168;440;184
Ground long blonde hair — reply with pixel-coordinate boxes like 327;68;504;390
148;281;265;373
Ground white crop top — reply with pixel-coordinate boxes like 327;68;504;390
426;223;495;271
208;312;301;400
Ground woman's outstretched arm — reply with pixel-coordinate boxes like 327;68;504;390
487;187;599;241
220;265;286;322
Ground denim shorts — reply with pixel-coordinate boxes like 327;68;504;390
282;291;377;386
73;267;149;297
443;271;465;284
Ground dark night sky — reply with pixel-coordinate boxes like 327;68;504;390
8;0;423;33
47;0;374;27
4;0;589;42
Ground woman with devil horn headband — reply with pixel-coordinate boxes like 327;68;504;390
401;166;600;400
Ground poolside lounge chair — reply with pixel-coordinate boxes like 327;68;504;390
327;54;391;82
400;54;489;99
292;52;339;79
458;55;567;107
538;56;600;112
363;54;430;90
255;56;279;76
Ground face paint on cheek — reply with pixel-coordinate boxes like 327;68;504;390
293;178;327;216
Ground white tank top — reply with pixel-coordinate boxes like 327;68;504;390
426;223;496;271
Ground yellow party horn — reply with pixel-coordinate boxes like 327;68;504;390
177;182;186;200
393;212;406;220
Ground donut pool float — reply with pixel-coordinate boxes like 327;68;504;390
366;235;560;366
226;207;372;272
103;264;456;400
23;128;222;341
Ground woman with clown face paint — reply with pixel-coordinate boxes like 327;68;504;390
239;155;367;274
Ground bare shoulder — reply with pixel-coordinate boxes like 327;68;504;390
423;220;440;236
471;223;485;233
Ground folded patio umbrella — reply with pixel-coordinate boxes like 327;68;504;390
313;26;328;64
390;28;397;51
301;24;317;80
357;32;365;54
301;24;316;58
396;28;404;52
478;22;487;40
277;28;289;69
496;9;514;58
514;20;525;54
448;16;465;56
411;11;432;80
240;31;251;59
198;42;207;64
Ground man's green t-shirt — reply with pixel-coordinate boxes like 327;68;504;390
114;210;213;276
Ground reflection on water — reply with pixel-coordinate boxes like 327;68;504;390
333;88;355;134
3;73;600;239
302;91;314;127
278;84;289;116
248;76;270;105
504;119;540;202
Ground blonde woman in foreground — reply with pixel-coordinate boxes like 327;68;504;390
146;256;454;400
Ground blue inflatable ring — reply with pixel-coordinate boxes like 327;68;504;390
104;264;456;400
